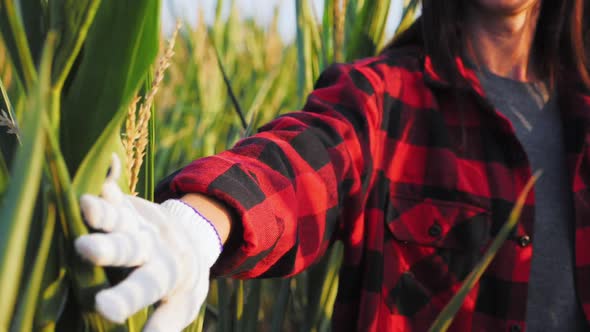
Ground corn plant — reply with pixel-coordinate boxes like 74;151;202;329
0;0;160;331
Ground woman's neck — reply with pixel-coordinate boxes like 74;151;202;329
464;2;541;82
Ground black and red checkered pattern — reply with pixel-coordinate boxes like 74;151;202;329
156;46;590;331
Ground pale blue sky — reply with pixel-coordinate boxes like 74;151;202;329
162;0;405;42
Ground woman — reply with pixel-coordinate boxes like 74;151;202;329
74;0;590;331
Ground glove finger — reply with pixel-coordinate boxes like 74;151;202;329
80;194;118;231
95;260;177;324
101;154;124;204
142;289;206;332
80;195;140;232
106;153;122;183
75;232;152;267
102;180;125;205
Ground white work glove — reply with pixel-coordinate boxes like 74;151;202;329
75;155;222;332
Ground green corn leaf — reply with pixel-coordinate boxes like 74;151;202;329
41;82;121;331
320;0;335;63
35;238;69;332
217;278;232;332
43;115;89;240
234;280;244;332
41;0;102;130
242;280;261;332
212;0;225;50
43;108;128;331
343;0;357;39
60;0;161;173
0;75;15;116
270;279;291;332
428;171;542;332
72;107;128;196
0;32;52;332
300;243;343;331
0;150;7;197
0;59;19;170
35;267;68;332
295;0;315;99
19;0;46;66
43;113;127;332
207;30;248;130
43;110;111;299
45;2;158;328
0;75;12;195
243;65;280;134
11;200;57;332
68;0;159;268
125;308;149;332
318;274;339;332
302;0;322;73
183;304;206;332
370;0;392;51
394;0;420;37
346;0;392;59
222;2;239;57
0;0;38;89
49;0;102;90
82;311;122;332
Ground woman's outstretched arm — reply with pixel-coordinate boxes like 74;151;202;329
156;61;388;279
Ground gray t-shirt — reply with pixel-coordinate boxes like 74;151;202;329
478;69;588;331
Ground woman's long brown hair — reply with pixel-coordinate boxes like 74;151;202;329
384;0;590;88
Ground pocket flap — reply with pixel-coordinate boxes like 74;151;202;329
386;197;491;249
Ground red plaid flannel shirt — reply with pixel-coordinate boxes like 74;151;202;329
156;46;590;331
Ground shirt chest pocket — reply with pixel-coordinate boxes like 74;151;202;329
386;196;492;251
381;196;492;320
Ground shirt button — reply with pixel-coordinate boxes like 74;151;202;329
428;223;442;237
518;235;531;247
509;324;522;332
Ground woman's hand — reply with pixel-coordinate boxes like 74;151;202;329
75;155;222;332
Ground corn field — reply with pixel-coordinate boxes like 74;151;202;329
0;0;531;331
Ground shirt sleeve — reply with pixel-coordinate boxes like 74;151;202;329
155;62;384;278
